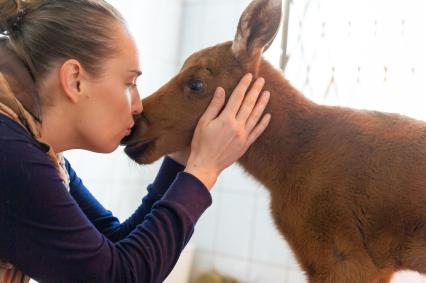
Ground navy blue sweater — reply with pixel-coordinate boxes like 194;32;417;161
0;113;212;283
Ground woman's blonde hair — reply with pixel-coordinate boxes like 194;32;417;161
0;0;124;80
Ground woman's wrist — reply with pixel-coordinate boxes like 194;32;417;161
184;163;218;191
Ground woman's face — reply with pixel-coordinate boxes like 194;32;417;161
77;27;143;153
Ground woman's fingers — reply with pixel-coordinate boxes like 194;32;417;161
222;73;253;117
247;113;272;146
235;77;265;122
187;75;272;190
245;91;271;133
199;87;226;123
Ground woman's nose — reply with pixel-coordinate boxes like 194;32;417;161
131;88;143;115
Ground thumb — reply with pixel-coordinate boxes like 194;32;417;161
199;87;226;123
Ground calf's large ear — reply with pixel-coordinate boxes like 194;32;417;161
232;0;282;65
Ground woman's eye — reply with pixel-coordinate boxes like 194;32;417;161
188;80;205;93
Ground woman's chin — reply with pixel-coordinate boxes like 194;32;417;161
87;140;120;154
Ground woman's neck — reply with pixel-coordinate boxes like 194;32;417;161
40;108;74;153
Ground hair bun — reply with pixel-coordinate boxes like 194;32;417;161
0;1;25;35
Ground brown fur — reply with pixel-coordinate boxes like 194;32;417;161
123;0;426;282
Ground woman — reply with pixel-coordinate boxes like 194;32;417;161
0;1;271;282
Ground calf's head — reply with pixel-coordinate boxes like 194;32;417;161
123;0;282;164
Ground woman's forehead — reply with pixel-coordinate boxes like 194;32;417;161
111;29;140;73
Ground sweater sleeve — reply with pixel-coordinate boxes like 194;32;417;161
67;156;185;242
0;116;212;283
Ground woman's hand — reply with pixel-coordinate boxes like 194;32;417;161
184;73;271;190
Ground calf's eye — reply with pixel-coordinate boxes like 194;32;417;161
187;80;205;93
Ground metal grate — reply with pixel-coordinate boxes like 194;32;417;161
280;0;426;120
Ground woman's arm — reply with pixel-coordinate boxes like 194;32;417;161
0;116;210;283
66;156;185;242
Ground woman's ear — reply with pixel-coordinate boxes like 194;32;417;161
232;0;282;65
59;59;85;103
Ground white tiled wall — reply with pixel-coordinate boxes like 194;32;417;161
179;0;245;64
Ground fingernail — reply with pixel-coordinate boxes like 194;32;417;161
266;113;272;121
258;77;265;84
215;87;224;97
246;73;253;80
